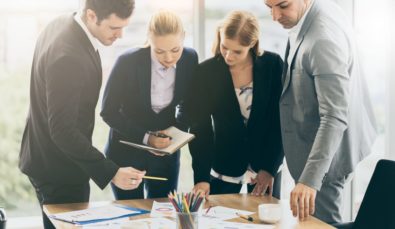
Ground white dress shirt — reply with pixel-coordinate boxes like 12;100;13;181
74;12;100;52
143;51;177;144
150;53;176;114
287;0;314;66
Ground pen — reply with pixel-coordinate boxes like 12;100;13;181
143;175;168;181
148;131;172;140
205;205;212;214
236;212;254;222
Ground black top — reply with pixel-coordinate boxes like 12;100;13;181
100;47;198;164
181;52;284;184
19;14;118;189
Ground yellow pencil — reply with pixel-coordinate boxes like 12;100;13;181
143;175;168;181
183;196;191;214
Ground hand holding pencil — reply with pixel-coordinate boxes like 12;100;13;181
143;175;167;181
112;167;146;190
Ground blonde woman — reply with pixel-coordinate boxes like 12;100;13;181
101;10;198;199
182;11;283;197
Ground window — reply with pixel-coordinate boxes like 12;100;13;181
352;0;391;218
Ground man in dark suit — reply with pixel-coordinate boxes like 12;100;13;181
19;1;145;228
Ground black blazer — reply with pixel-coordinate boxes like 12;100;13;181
19;14;118;189
100;47;198;164
183;52;284;184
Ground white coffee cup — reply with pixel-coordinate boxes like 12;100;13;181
258;203;281;224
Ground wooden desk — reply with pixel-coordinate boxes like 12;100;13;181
44;194;334;228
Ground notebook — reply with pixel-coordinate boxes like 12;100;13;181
120;126;194;155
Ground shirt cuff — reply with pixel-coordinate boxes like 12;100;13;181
143;133;150;145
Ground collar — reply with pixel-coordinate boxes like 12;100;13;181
288;0;315;37
74;12;100;51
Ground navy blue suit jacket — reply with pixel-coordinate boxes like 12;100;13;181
181;52;284;183
101;47;198;164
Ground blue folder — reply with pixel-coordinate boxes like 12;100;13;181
49;204;150;225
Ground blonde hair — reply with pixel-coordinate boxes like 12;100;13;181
146;10;184;45
212;10;261;57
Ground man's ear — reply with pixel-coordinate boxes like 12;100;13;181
85;9;98;25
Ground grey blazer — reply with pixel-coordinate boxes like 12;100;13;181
280;0;377;190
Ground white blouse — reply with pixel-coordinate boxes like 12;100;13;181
235;81;253;125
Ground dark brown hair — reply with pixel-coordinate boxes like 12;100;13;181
83;0;135;23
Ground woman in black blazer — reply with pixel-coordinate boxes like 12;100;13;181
101;10;198;199
181;11;283;198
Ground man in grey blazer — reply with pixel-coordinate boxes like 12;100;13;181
264;0;377;224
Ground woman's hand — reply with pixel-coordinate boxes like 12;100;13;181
250;170;274;196
192;182;210;199
148;130;171;149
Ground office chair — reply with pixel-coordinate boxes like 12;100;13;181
334;159;395;229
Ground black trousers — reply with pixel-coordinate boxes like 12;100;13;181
29;177;90;229
210;172;282;199
111;151;180;200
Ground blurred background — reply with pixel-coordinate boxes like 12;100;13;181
0;0;393;228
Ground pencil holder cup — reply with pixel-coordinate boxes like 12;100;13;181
176;211;198;229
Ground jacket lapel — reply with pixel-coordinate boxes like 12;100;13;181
173;50;187;106
281;0;319;96
247;55;271;129
217;57;250;130
88;48;102;81
70;14;102;86
137;48;152;110
281;36;305;96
